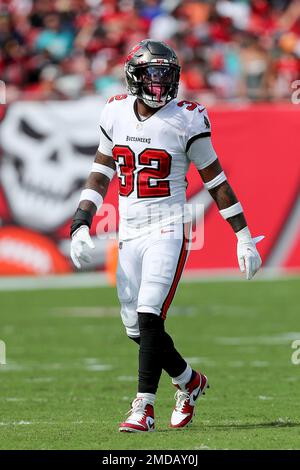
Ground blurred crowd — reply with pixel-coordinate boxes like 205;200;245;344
1;0;300;103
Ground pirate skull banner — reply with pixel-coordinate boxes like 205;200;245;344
0;97;116;275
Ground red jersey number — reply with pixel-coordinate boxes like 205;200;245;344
113;146;171;198
107;94;128;104
138;149;171;198
177;100;205;113
112;146;135;197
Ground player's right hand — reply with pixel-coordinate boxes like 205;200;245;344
237;236;263;280
70;225;95;269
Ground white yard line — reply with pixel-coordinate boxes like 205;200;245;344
185;356;217;366
183;268;300;282
216;332;300;346
0;421;32;426
0;272;109;291
24;377;55;383
0;420;102;427
0;269;299;291
0;360;113;373
3;398;26;402
51;307;119;317
117;376;136;382
85;364;113;371
228;361;245;368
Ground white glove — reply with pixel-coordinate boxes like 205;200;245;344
70;225;95;269
236;227;264;280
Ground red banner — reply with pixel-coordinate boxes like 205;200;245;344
185;104;300;271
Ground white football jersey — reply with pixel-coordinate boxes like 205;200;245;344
98;94;217;240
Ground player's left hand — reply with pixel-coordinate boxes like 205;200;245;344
236;228;264;280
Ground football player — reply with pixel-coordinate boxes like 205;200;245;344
70;40;263;432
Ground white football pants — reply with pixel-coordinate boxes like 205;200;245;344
116;223;191;337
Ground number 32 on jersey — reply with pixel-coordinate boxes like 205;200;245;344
112;146;172;198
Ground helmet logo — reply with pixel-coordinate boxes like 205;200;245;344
126;44;141;62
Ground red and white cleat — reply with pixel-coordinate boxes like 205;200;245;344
119;397;155;433
170;372;209;429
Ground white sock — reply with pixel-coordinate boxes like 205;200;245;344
172;364;192;388
137;392;156;405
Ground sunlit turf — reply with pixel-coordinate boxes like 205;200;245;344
0;278;299;449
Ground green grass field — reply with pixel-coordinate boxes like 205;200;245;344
0;278;300;450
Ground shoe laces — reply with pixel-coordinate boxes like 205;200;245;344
126;397;147;420
174;389;189;412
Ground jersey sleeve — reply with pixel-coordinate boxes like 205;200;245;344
186;108;217;170
98;103;114;156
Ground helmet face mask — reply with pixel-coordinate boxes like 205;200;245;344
125;40;180;108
